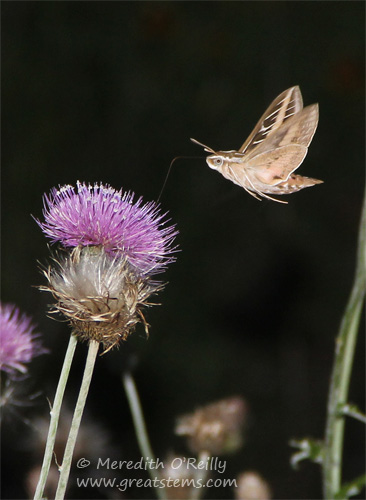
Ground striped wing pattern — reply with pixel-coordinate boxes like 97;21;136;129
239;86;303;154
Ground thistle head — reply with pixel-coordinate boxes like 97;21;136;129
37;181;177;276
37;182;178;349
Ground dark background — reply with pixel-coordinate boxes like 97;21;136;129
2;2;365;499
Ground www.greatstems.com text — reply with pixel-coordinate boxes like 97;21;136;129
76;476;237;492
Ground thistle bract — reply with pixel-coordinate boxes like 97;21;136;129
41;246;161;349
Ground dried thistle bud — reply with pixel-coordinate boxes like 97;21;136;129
160;455;196;499
175;396;246;455
235;471;272;500
36;182;178;350
41;246;160;350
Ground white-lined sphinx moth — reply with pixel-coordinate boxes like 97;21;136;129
191;86;322;203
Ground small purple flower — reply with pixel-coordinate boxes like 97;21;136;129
0;303;47;377
37;182;177;275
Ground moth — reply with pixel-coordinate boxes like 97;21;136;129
191;86;322;203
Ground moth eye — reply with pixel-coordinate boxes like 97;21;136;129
213;158;223;167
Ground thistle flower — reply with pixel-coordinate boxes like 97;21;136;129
37;182;177;349
37;181;177;275
175;396;246;455
0;303;47;378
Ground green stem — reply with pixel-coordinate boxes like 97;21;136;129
34;333;78;500
323;192;366;499
122;371;167;500
341;404;366;424
55;340;99;499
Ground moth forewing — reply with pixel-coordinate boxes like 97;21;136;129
248;104;319;161
239;86;303;154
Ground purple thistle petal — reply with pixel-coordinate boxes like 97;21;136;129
37;182;178;275
0;303;48;377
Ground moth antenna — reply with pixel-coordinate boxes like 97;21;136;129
190;138;217;154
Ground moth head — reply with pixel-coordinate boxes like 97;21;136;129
190;138;225;170
206;155;224;170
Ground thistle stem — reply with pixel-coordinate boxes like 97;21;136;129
55;340;99;499
323;193;366;499
122;371;167;500
191;450;210;500
34;333;78;500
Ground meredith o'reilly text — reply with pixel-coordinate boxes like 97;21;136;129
97;457;227;474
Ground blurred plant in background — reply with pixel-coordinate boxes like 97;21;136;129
27;406;115;499
235;472;272;500
175;396;246;456
0;303;48;422
0;303;47;378
291;193;366;500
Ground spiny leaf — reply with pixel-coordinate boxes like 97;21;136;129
338;403;366;424
334;474;366;499
289;438;324;469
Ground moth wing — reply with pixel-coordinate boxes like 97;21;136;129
247;104;319;163
248;144;308;186
239;86;303;154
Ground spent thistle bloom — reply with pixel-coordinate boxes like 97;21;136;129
235;471;272;500
0;303;47;377
175;396;246;455
37;182;177;350
160;454;197;499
